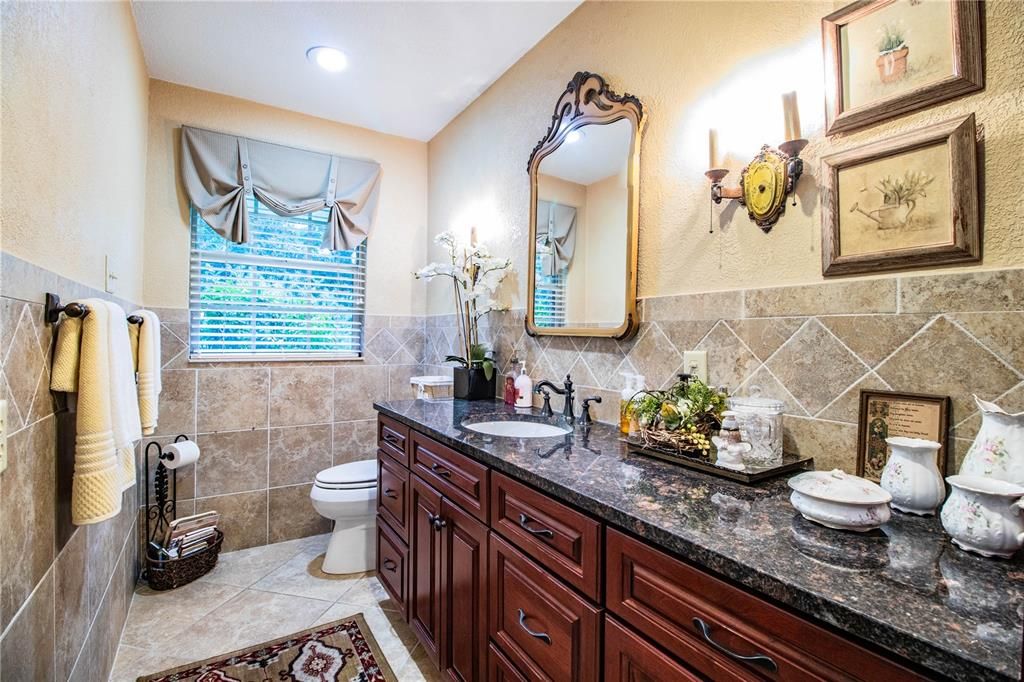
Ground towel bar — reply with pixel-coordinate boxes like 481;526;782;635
45;292;143;325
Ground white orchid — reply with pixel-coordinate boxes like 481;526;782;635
415;228;514;372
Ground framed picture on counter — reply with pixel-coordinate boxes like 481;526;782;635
822;0;983;135
856;389;950;483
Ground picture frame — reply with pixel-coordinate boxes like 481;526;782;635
821;113;979;277
822;0;983;136
856;389;951;483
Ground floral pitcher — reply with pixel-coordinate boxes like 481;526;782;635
959;395;1024;486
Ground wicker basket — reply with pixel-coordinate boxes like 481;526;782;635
145;529;224;591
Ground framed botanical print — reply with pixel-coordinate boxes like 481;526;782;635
856;390;950;483
820;113;979;277
822;0;983;135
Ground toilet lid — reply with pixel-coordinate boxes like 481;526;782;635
315;460;377;489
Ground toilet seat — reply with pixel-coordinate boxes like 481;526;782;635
314;460;377;490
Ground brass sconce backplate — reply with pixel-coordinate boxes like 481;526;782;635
709;141;805;233
742;146;790;231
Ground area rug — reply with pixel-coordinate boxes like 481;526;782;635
137;614;397;682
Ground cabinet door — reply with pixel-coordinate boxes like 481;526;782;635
440;498;488;682
605;616;702;682
410;475;443;665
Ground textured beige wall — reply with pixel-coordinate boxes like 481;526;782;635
1;0;150;303
143;80;428;315
427;0;1024;315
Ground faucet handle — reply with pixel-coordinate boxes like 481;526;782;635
536;388;553;417
580;396;602;426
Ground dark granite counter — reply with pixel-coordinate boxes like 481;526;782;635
374;399;1024;682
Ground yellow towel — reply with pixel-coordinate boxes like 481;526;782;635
130;309;162;436
50;298;122;525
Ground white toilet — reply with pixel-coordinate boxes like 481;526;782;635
310;459;378;575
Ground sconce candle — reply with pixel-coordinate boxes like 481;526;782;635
708;128;720;169
782;91;801;141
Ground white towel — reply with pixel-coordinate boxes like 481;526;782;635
102;301;142;492
50;298;122;524
129;309;162;436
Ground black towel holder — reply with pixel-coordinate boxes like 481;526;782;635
45;292;143;326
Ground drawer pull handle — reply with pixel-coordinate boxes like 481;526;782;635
430;463;452;478
517;609;551;645
383;488;398;499
518;513;554;539
692;618;777;673
383;432;401;445
382;558;397;572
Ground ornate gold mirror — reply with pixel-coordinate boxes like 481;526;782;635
526;71;644;340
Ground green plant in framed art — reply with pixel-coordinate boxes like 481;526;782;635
822;0;983;135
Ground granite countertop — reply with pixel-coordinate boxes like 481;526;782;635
375;398;1024;682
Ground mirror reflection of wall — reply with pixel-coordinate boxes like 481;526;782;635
534;118;631;330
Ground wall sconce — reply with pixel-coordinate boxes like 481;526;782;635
705;92;807;233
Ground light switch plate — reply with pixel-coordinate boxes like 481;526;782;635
0;399;8;475
105;255;119;294
682;351;708;384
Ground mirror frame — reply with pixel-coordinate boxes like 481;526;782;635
525;71;645;340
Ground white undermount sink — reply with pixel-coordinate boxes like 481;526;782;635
462;420;571;438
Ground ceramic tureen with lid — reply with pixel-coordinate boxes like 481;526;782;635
788;469;892;532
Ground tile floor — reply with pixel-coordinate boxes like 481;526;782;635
110;534;439;681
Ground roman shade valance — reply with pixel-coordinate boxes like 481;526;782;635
180;125;382;251
536;200;577;276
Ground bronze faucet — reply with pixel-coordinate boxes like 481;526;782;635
534;374;576;423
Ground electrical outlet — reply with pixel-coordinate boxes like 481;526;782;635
682;351;708;383
105;255;119;294
0;399;8;475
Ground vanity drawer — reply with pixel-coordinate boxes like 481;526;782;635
377;454;410;541
491;472;602;600
489;533;601;682
412;431;489;523
605;615;702;682
378;415;410;466
488;643;529;682
606;529;921;681
376;520;408;617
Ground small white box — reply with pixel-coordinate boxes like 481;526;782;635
410;375;454;401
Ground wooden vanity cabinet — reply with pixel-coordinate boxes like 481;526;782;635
376;415;925;682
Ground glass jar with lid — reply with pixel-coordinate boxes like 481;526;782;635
729;389;785;467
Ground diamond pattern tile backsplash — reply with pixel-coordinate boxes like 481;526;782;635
424;268;1024;475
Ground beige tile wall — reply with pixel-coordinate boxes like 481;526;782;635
0;254;139;681
144;308;427;553
426;268;1024;475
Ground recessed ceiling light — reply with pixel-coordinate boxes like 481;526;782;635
306;46;347;73
565;130;584;144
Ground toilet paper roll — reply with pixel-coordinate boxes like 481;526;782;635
162;440;200;469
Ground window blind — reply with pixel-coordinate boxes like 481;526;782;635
189;196;366;361
533;250;566;328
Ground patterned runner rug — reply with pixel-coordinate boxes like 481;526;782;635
137;614;398;681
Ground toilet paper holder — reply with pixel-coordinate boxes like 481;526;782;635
143;435;189;559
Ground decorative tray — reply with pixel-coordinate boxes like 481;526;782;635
623;438;813;484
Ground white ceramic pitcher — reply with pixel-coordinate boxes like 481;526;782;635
959;395;1024;486
880;437;945;515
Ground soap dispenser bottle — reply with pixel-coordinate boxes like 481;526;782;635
504;349;521;405
514;366;533;409
619;373;644;434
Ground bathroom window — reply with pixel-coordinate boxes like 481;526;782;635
533;248;566;328
189;196;366;360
